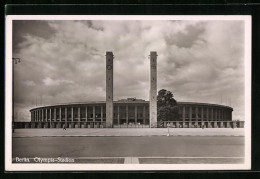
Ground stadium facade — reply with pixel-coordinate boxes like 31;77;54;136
14;51;244;129
22;99;244;129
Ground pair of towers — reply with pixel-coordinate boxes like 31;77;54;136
105;51;157;127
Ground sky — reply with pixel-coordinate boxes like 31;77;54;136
12;19;245;121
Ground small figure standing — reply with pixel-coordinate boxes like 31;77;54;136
167;122;170;136
63;124;66;130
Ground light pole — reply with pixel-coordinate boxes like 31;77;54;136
12;58;21;133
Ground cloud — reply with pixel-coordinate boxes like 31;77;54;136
43;77;74;86
13;19;245;121
23;80;36;86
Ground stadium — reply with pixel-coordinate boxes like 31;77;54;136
12;98;244;129
14;51;244;129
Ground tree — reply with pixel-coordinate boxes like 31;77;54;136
157;89;179;121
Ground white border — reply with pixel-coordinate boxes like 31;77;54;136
5;15;251;171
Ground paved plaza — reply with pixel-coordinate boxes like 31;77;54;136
12;128;245;164
12;136;244;164
13;128;244;137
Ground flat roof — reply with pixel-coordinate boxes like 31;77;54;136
30;101;233;111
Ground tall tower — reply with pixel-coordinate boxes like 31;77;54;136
149;51;157;127
106;52;114;127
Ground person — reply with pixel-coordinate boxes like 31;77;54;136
63;124;66;130
202;125;204;129
167;122;170;136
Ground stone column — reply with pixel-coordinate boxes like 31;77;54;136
195;106;198;121
182;106;185;122
78;107;80;121
50;109;52;127
220;109;222;121
106;51;114;126
227;121;231;128
59;107;62;121
214;121;218;128
211;108;214;121
215;108;218;121
149;51;157;127
31;111;34;121
189;106;192;121
65;107;67;122
117;105;120;125
216;109;218;121
143;105;146;125
50;108;52;121
85;106;88;122
227;111;229;121
135;105;137;124
71;107;74;121
126;105;129;124
101;105;103;122
54;108;56;122
41;109;44;121
206;107;209;121
42;109;44;121
46;109;48;121
41;110;43;121
201;107;204;121
93;106;95;122
38;110;40;121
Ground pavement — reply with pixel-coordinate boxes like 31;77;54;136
12;136;245;164
12;128;244;137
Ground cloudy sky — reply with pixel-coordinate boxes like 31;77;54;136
12;19;245;121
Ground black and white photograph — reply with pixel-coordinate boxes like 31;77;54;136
5;15;251;171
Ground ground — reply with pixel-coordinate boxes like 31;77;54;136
12;128;245;164
13;128;244;137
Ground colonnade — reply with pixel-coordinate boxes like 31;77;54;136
31;104;150;126
179;105;232;122
30;103;234;128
